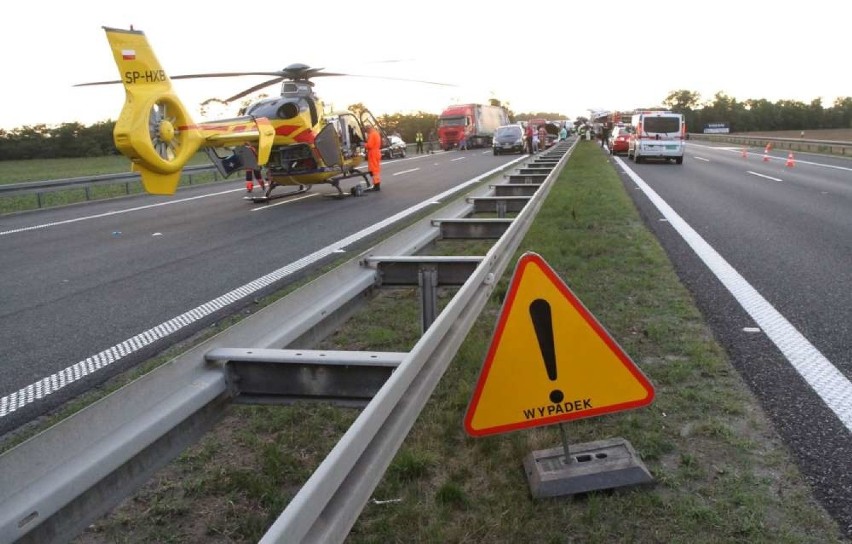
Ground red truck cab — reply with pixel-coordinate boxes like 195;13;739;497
437;103;509;151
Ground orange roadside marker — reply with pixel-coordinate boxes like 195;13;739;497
785;152;795;168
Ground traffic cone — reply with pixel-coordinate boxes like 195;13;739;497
765;143;773;153
785;152;795;168
763;149;770;162
741;148;748;158
246;181;254;191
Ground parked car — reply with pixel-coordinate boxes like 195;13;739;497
382;135;407;159
492;124;526;155
608;125;633;155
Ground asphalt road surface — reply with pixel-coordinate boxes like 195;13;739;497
613;141;852;537
0;148;525;437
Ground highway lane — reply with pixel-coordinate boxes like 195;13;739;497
0;148;525;438
614;142;852;536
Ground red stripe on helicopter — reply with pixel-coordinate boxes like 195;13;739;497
275;125;315;144
295;131;315;144
194;123;254;133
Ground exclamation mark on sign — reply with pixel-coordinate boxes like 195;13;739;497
529;298;564;404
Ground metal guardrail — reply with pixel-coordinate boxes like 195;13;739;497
0;165;220;208
3;142;459;208
689;133;852;156
0;141;577;543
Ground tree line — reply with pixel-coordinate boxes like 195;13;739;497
663;91;852;133
2;92;850;161
0;121;117;161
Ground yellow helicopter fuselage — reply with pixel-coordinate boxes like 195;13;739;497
101;26;367;195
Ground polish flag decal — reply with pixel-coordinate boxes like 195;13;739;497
121;49;136;60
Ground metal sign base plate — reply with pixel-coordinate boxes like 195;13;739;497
523;437;653;499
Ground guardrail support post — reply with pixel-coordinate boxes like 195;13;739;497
418;265;439;333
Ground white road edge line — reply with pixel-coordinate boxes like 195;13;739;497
616;156;852;432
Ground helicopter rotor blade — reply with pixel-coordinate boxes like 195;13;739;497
338;73;456;87
218;77;286;104
74;71;289;87
170;71;287;80
73;79;122;87
76;62;455;103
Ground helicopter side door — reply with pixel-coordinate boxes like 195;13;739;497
360;110;390;150
336;113;365;159
314;123;343;168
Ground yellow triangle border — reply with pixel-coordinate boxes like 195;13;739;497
464;252;655;437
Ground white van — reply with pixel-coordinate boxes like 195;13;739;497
627;111;686;164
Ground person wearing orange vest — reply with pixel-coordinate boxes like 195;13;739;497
364;125;382;191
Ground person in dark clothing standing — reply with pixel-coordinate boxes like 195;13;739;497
524;123;534;154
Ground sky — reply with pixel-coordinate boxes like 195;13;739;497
1;0;848;131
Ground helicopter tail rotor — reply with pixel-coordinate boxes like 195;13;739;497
105;27;205;194
103;26;274;195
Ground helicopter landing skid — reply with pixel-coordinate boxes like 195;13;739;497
244;184;310;203
322;169;376;199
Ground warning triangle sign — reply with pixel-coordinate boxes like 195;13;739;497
464;252;654;437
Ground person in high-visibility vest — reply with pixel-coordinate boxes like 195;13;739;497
415;131;424;154
364;125;382;190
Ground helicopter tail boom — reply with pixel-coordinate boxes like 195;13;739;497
103;27;273;194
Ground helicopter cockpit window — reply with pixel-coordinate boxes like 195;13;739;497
335;113;363;158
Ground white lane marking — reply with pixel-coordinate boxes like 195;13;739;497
250;193;319;211
0;161;513;417
616;156;852;432
688;142;852;173
451;157;466;162
692;156;710;162
0;187;247;237
394;168;420;176
747;171;783;182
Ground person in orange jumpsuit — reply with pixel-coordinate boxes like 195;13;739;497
364;125;382;191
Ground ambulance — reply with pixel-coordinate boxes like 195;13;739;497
627;111;686;164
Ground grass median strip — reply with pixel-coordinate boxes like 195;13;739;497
78;141;846;543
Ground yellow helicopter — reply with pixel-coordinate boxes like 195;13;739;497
81;27;448;200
